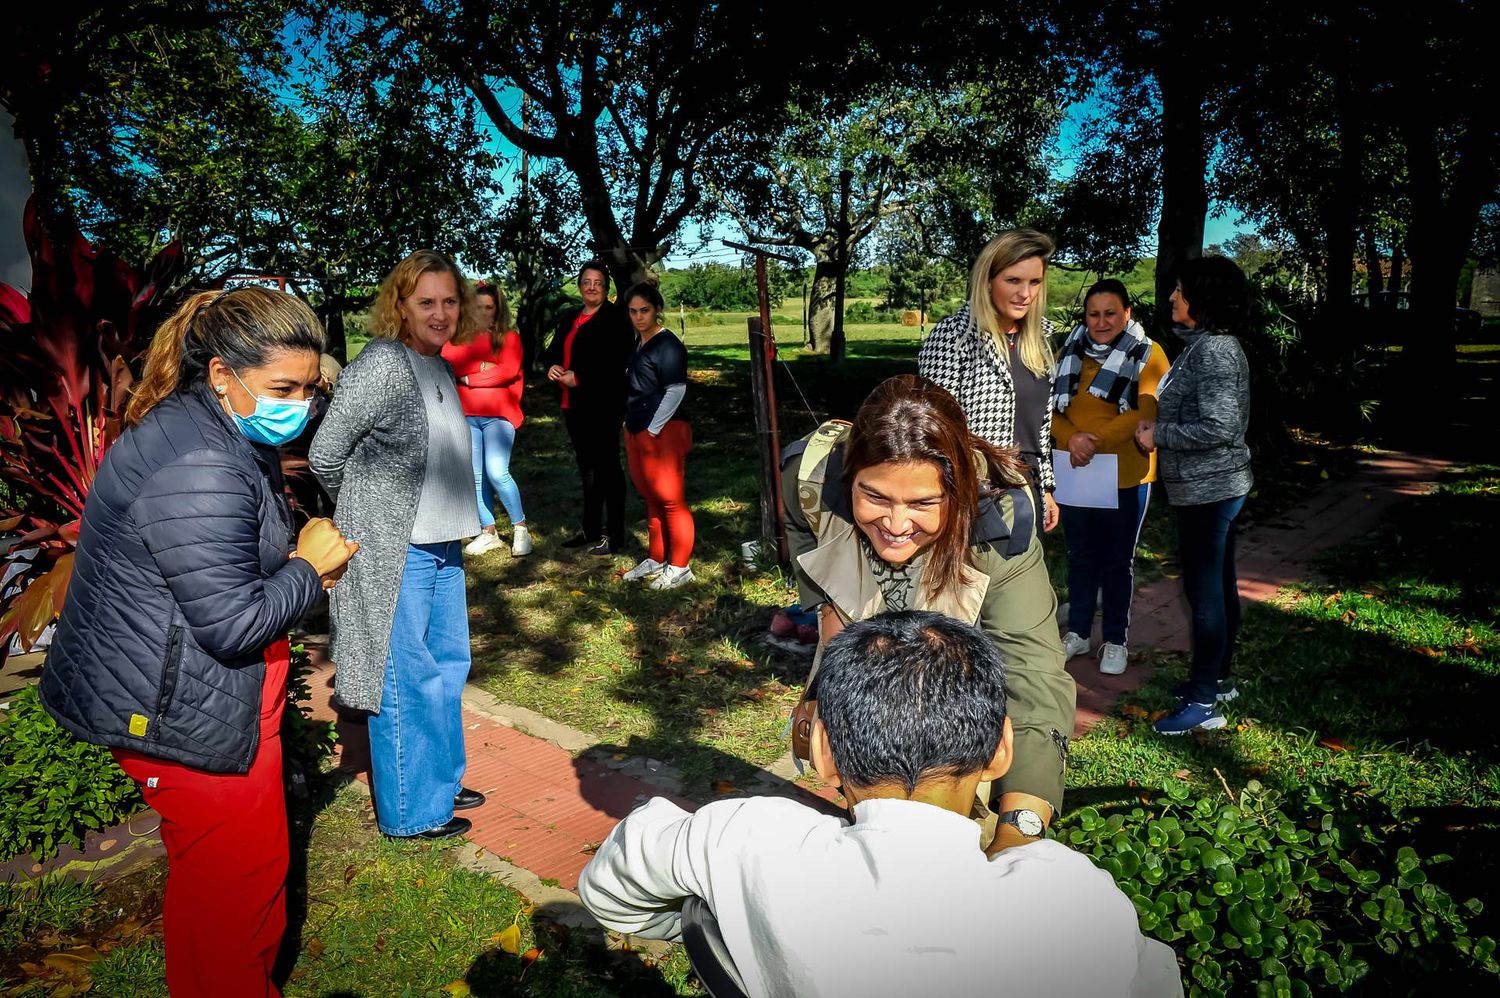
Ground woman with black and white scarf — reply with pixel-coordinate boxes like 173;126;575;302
1049;279;1170;677
919;229;1061;535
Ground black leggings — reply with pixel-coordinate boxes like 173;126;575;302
564;408;626;542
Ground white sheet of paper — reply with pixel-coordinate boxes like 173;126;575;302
1052;449;1119;508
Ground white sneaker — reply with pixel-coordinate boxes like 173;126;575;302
622;557;664;582
1062;631;1091;659
464;532;502;556
510;524;533;557
649;564;695;590
1098;642;1128;675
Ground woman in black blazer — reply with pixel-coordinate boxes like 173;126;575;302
543;259;634;554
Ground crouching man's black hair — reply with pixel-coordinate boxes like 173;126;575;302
808;610;1009;794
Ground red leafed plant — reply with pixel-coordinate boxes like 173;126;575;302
0;197;185;659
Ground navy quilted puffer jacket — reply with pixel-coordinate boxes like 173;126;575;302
40;383;324;773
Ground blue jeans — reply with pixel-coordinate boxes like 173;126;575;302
368;541;471;836
1175;495;1247;704
1061;483;1152;645
467;416;525;528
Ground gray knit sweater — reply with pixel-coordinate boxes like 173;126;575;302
310;337;433;712
1154;330;1253;506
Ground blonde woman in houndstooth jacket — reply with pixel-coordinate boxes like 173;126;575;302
919;229;1060;534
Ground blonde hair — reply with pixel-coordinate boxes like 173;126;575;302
369;249;479;345
967;229;1055;378
452;284;514;354
126;287;325;426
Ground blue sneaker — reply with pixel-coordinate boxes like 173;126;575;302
1153;700;1227;735
1172;679;1239;703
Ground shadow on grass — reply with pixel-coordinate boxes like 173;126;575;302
464;903;695;997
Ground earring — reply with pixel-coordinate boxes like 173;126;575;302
215;385;227;394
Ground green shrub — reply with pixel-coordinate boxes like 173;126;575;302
1059;779;1499;995
844;300;877;323
928;298;962;322
0;687;143;862
283;643;337;780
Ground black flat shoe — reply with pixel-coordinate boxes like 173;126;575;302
394;816;471;840
588;536;617;556
454;787;486;810
561;533;597;549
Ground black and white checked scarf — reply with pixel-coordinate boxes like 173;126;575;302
1050;320;1153;415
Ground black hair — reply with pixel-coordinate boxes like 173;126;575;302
1175;256;1250;335
577;259;612;294
1084;278;1132;311
808;610;1009;794
622;280;665;312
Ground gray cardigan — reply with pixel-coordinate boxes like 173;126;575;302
309;338;429;712
1154;330;1253;506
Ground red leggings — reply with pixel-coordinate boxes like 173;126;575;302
113;638;291;998
625;421;695;567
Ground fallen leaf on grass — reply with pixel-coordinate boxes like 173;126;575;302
306;938;326;958
581;841;602;855
18;962;50;978
1119;704;1150;720
1318;737;1353;752
441;982;472;996
569;590;585;597
492;923;522;954
344;864;357;884
1172;769;1191;781
1149;710;1169;722
623;621;636;632
692;668;710;676
712;780;737;794
521;947;544;966
1416;646;1443;658
1340;609;1357;624
374;934;386;953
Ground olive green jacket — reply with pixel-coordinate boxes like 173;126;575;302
780;426;1075;813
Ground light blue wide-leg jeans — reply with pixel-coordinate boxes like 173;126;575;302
368;541;471;836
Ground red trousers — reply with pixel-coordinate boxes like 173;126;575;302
113;638;291;998
625;421;695;567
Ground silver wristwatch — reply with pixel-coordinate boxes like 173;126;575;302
996;808;1046;837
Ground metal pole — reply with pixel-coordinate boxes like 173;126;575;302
754;255;790;568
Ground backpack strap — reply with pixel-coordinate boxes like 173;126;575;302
790;419;851;536
971;486;1036;558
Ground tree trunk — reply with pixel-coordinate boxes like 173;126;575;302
1153;16;1208;331
807;254;840;355
1363;229;1383;295
1389;242;1405;292
322;309;347;365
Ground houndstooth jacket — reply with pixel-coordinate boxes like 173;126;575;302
919;303;1057;492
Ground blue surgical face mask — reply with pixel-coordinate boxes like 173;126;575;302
226;369;312;446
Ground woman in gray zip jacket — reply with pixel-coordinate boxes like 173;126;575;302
1135;256;1253;735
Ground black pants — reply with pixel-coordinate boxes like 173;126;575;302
564;408;626;542
1176;494;1247;703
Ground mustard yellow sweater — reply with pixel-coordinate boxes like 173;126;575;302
1050;342;1171;488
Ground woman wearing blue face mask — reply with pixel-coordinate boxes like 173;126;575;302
42;286;358;997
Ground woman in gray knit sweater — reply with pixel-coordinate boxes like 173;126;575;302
1135;256;1253;736
310;250;487;839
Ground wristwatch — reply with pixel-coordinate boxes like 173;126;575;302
996;808;1046;837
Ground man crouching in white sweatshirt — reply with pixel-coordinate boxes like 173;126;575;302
578;610;1182;998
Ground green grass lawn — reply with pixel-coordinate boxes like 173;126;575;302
1;783;703;996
